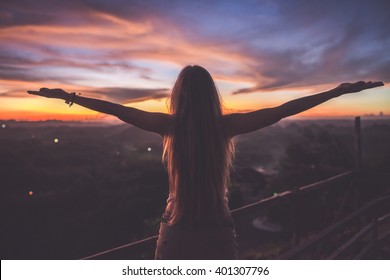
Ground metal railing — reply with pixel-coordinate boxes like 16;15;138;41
281;195;390;259
82;170;355;259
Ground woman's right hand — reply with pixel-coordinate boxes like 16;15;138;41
27;88;69;100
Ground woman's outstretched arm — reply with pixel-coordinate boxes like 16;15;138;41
27;88;170;136
224;81;384;137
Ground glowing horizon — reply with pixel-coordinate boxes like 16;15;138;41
1;0;389;122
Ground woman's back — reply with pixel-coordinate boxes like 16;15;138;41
155;65;239;259
162;65;234;227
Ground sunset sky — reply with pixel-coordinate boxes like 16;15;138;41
1;0;389;121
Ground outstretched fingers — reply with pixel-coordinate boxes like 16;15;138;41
27;88;49;97
26;88;69;99
366;81;384;88
352;81;384;92
336;81;384;95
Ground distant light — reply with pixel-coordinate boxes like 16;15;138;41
147;147;152;152
54;138;59;143
29;191;33;196
1;124;6;128
273;192;278;196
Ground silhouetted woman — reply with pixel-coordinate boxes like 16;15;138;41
28;65;383;259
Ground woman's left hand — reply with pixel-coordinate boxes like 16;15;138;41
335;81;384;95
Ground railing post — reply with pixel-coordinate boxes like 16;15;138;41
354;116;362;172
354;117;362;220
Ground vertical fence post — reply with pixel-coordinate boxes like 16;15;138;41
355;116;362;172
354;116;362;231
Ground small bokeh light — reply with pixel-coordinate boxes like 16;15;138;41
28;191;33;196
54;138;59;143
1;124;6;128
147;147;152;152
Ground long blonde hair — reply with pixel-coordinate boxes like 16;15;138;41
163;65;234;226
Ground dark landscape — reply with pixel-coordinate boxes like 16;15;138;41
1;117;390;259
